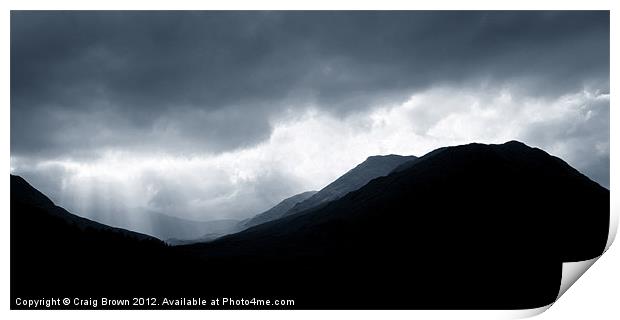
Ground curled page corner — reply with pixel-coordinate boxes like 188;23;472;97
500;219;614;319
552;214;616;304
529;216;615;317
479;257;602;319
547;195;617;310
557;257;600;300
515;256;603;319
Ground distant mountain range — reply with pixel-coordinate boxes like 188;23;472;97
235;154;416;231
280;154;417;218
180;154;416;243
238;190;318;230
10;141;609;309
184;141;608;259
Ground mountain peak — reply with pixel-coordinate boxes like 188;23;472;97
280;153;418;217
503;140;528;147
464;140;531;151
365;154;405;161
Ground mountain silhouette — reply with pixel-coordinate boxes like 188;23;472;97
191;154;416;241
281;154;417;218
238;190;318;230
179;141;609;309
10;174;192;305
10;141;609;309
11;175;158;241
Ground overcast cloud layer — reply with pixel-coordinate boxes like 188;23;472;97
10;11;609;222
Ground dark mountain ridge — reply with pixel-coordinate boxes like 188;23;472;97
238;190;318;230
191;154;416;241
179;141;608;308
278;154;417;219
10;174;200;305
11;175;158;241
11;141;609;309
169;191;319;245
193;141;608;258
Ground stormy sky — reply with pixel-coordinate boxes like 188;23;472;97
10;11;609;223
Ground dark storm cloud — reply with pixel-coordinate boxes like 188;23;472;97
11;11;609;159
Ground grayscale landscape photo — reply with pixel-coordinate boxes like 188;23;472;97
10;11;609;310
